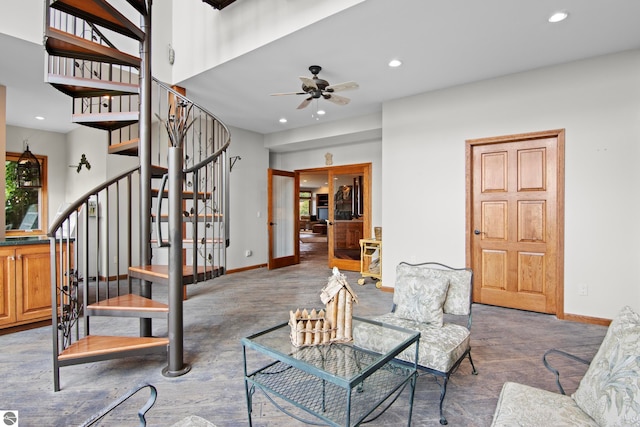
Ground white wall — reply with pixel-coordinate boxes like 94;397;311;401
169;0;363;83
0;0;42;44
225;126;270;270
382;49;640;319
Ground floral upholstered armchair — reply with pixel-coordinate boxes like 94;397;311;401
353;262;478;425
491;305;640;427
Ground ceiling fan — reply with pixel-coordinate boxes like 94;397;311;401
271;65;359;110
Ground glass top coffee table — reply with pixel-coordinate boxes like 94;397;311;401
241;316;419;426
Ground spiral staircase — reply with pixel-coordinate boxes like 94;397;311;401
43;0;232;391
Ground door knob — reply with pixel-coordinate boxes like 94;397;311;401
474;229;482;235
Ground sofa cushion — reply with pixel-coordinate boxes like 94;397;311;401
491;382;599;426
572;305;640;427
393;264;450;326
353;313;470;373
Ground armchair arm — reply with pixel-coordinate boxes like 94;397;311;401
542;349;590;395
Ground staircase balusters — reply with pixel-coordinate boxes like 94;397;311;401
45;0;230;391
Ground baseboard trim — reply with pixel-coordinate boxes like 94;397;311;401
227;264;267;274
564;312;611;326
378;286;394;293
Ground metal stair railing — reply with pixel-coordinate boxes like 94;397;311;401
151;78;231;280
48;166;141;389
45;0;232;389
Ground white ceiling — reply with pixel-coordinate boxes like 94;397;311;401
2;0;640;136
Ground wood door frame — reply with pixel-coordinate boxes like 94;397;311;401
267;169;299;269
465;129;565;319
296;163;372;271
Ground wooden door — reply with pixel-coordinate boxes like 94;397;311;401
0;248;17;326
16;245;53;322
467;130;564;315
327;164;371;272
268;169;299;269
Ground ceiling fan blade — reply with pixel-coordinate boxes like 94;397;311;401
325;94;350;106
297;97;313;109
270;91;307;96
326;81;359;92
299;76;318;89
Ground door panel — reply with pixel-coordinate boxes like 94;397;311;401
268;169;299;269
468;130;564;315
16;246;52;322
0;248;16;326
327;165;371;272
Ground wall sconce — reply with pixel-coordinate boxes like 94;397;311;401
17;144;42;188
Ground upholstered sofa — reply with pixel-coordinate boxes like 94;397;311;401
491;305;640;426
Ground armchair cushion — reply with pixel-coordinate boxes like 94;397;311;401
491;382;599;426
354;312;471;373
572;305;640;426
393;263;450;326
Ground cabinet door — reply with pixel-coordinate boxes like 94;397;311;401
16;245;52;322
0;248;17;326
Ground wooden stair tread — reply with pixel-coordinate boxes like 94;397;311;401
151;189;213;199
47;74;138;98
129;264;214;277
87;294;168;312
72;112;139;131
152;213;223;222
128;264;220;285
45;27;141;68
51;0;145;41
150;238;223;245
58;335;168;361
108;138;139;156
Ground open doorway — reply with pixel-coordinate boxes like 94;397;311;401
297;163;371;271
299;171;329;265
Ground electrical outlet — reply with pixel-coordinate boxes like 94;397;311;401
579;284;588;296
245;250;252;257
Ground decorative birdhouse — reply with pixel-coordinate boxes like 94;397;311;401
289;267;359;347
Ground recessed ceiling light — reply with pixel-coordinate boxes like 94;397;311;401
35;116;45;120
317;109;326;115
279;118;287;123
548;11;568;23
388;59;402;68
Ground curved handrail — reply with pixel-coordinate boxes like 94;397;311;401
47;165;140;237
152;77;231;149
183;142;230;174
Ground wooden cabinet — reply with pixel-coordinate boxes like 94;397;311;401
0;243;53;329
334;221;363;249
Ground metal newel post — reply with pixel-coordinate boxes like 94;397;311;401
162;145;191;377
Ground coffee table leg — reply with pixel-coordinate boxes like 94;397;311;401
243;346;254;427
406;372;417;426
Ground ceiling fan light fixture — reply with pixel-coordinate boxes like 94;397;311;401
548;11;568;23
388;59;403;68
317;109;326;115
